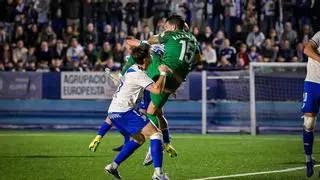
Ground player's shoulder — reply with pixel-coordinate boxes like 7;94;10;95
311;31;320;46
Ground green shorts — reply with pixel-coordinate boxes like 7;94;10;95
150;73;181;108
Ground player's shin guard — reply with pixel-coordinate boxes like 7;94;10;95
113;140;141;168
150;132;164;173
303;116;316;162
303;129;314;162
98;121;112;137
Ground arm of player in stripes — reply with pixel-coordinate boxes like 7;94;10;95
304;40;320;63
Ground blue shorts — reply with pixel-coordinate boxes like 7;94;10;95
138;91;151;110
108;109;148;137
302;81;320;113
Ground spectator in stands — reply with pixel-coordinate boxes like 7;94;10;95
12;40;28;64
26;60;36;71
36;41;52;72
213;30;225;52
190;0;205;27
38;26;57;47
154;17;166;34
84;43;98;68
220;38;237;65
204;0;223;33
281;22;297;47
220;56;232;67
299;24;313;43
278;40;294;62
295;43;307;62
248;45;258;62
82;23;98;46
3;0;16;39
62;25;74;45
63;0;81;30
113;42;124;70
221;0;242;38
203;25;214;44
1;43;12;66
50;56;63;72
236;43;249;68
268;29;280;46
34;0;50;28
26;46;36;64
71;58;84;72
52;39;65;61
260;0;277;35
27;24;39;47
14;0;27;23
0;26;9;47
259;39;274;62
130;26;141;39
140;25;153;41
50;1;64;38
294;0;312;31
117;30;127;46
124;1;139;32
0;61;5;71
15;59;25;72
202;41;217;68
246;24;265;49
66;38;84;65
97;41;114;69
108;0;123;33
232;24;247;49
94;0;108;31
12;25;28;47
100;25;116;47
192;26;204;44
81;0;94;32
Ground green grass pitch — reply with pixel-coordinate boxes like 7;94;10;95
0;131;319;180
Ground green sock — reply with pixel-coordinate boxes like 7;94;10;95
147;113;160;128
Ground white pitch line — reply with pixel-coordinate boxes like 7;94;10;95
190;165;320;180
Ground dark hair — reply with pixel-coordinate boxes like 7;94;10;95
166;14;185;30
132;45;150;65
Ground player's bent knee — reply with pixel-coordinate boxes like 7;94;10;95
303;115;317;131
132;133;146;145
105;117;112;125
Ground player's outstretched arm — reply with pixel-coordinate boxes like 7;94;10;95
304;40;320;63
146;65;168;94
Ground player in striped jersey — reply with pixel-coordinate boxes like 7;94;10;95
302;31;320;177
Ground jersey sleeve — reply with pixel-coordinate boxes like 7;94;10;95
120;56;135;75
132;72;154;89
157;31;172;44
311;31;320;46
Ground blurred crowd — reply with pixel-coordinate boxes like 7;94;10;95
0;0;319;72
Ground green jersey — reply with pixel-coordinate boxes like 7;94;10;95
157;30;198;79
120;52;162;79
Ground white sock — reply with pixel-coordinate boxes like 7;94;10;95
112;162;118;169
306;155;312;162
155;167;162;175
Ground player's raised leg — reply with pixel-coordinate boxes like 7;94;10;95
157;109;177;158
89;117;112;152
147;93;177;157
